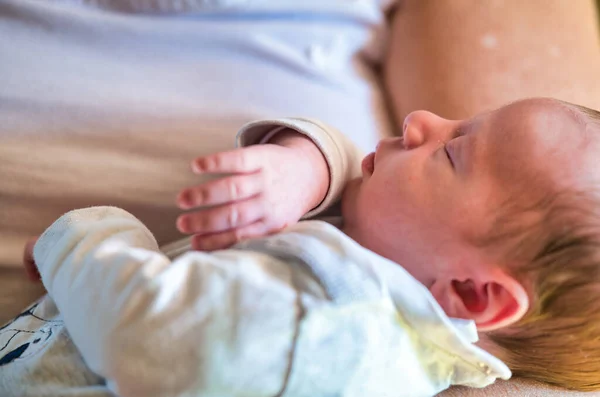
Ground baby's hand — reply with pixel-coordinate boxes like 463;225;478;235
22;236;41;282
177;131;329;251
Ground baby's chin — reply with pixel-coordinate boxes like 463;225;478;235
340;177;363;218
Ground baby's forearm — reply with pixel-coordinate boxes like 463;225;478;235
268;129;330;212
236;117;364;219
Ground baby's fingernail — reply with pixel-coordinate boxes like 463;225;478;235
191;159;205;173
192;236;208;251
177;191;193;209
176;216;190;233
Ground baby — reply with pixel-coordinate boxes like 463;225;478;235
7;98;600;396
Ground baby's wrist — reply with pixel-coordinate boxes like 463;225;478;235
267;129;311;147
269;130;330;210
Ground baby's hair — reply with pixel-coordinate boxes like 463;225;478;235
483;104;600;391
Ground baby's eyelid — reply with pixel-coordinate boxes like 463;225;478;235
440;124;465;169
453;126;465;139
444;142;455;168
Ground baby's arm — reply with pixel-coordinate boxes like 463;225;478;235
177;118;365;250
236;117;365;219
33;207;300;397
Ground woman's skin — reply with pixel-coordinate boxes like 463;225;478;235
385;0;600;124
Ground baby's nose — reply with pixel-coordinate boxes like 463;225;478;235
403;110;451;149
403;111;427;149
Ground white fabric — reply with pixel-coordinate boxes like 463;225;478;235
31;206;511;397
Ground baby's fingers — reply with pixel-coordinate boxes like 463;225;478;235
177;197;264;235
177;172;263;209
191;220;272;251
191;147;262;174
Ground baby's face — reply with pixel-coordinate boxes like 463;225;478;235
342;98;598;286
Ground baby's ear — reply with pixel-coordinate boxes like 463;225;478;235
430;269;529;332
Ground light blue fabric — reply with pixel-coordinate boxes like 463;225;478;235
0;0;396;270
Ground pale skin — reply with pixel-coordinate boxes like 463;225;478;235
176;131;330;250
342;98;600;332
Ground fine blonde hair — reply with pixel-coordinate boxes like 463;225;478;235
486;104;600;391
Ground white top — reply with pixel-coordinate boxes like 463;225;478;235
29;206;510;397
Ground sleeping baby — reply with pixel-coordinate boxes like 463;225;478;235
5;98;600;396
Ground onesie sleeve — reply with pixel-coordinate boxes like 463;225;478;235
236;118;364;218
32;206;301;397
